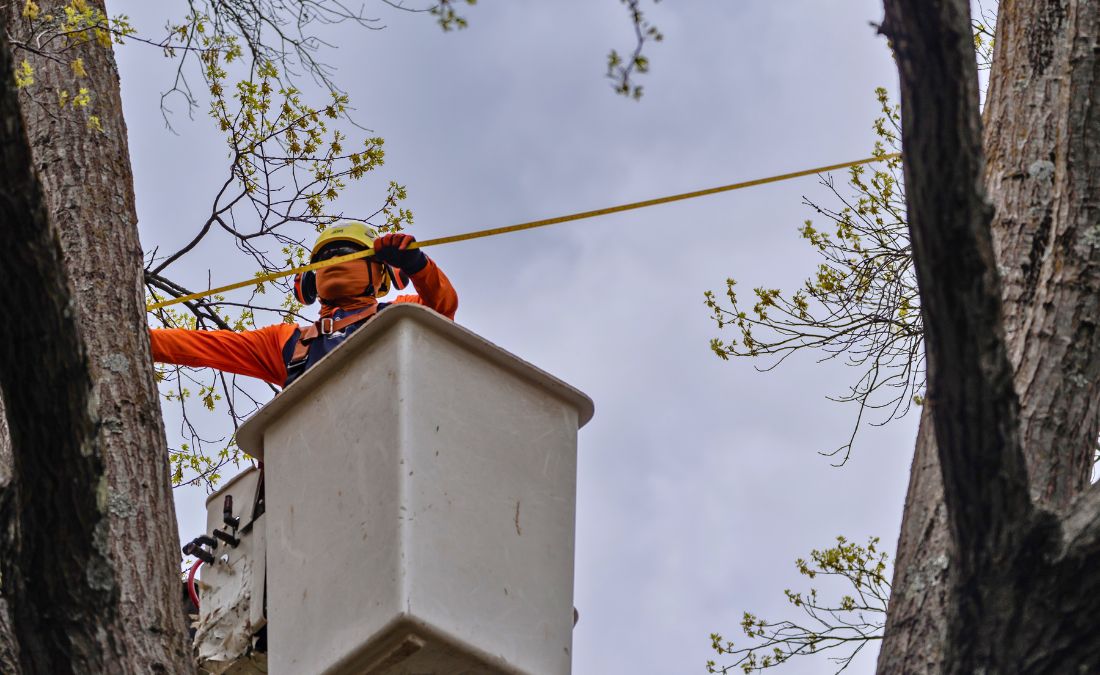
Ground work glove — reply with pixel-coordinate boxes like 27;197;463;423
372;233;428;275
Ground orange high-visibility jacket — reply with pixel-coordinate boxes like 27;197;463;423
150;258;458;387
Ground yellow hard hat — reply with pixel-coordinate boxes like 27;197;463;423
298;221;409;301
310;221;379;261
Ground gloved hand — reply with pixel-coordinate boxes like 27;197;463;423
372;233;427;274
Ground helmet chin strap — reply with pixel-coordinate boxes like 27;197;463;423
361;260;392;298
364;262;375;297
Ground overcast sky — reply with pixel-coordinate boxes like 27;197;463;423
114;1;915;672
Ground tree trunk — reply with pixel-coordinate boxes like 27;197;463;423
1;22;118;670
983;0;1100;507
877;0;1100;672
876;407;950;673
2;2;193;671
0;398;20;674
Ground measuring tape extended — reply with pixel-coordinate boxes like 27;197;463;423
146;152;902;312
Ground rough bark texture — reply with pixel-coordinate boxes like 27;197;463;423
2;2;193;671
0;398;19;673
876;407;950;672
985;0;1100;507
878;0;1100;672
0;25;117;671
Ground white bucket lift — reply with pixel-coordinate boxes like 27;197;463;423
190;303;593;675
192;467;268;674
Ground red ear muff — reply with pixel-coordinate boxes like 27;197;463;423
294;270;317;305
386;265;410;291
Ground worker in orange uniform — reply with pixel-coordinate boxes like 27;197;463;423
150;222;458;387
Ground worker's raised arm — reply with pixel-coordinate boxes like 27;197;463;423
149;323;299;386
373;234;459;320
392;258;458;319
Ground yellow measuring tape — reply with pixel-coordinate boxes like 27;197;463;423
147;152;902;311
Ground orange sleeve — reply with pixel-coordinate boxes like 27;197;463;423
392;257;458;319
149;323;299;386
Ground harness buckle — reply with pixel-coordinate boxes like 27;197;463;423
319;317;335;335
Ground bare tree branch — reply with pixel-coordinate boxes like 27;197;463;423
606;0;662;99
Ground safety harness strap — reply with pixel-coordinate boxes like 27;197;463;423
290;305;378;364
